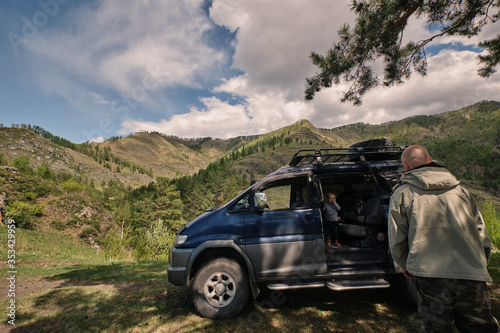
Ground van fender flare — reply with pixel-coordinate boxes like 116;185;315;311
186;240;260;298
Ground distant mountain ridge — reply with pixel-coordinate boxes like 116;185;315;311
1;100;499;190
2;100;499;255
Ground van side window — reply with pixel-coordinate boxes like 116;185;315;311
257;176;308;210
227;193;251;213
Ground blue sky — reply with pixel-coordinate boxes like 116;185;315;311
1;0;499;143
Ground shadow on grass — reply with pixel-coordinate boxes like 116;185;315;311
8;255;500;332
11;262;197;333
11;261;423;333
234;284;421;333
46;261;168;285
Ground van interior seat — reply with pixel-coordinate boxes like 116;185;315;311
338;188;364;216
338;196;385;237
357;196;384;225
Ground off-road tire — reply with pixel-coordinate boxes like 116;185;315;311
192;258;249;319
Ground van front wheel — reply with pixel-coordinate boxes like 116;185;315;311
192;258;249;319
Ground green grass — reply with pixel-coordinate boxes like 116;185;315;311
482;201;500;250
2;227;500;332
0;227;105;286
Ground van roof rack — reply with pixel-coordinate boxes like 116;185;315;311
289;146;406;167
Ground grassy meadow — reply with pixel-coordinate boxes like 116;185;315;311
2;225;500;333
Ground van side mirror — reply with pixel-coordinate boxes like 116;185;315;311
254;192;267;211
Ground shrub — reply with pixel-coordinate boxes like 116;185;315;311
51;219;67;231
13;156;33;174
21;190;38;201
34;180;61;197
66;217;81;227
101;228;126;261
134;219;173;261
79;225;98;238
56;172;72;182
5;201;43;228
482;201;500;250
37;163;55;180
61;180;85;192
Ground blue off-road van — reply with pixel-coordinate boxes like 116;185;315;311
168;140;416;318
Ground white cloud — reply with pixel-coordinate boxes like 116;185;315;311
210;0;354;99
119;97;250;139
89;92;112;105
119;91;313;139
118;1;500;139
26;0;225;97
89;136;105;143
308;49;500;129
15;0;500;142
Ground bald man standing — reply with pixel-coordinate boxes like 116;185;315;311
388;145;499;333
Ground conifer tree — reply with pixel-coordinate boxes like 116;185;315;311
305;0;500;105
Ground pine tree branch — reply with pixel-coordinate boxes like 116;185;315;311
395;0;424;28
400;0;488;80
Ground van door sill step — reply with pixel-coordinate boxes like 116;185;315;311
268;281;325;290
327;278;389;291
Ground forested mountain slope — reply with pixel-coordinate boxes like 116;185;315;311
0;127;117;184
323;100;500;190
1;100;499;259
99;132;231;179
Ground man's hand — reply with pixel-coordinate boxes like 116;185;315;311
402;268;413;278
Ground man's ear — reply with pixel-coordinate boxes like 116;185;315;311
402;160;410;171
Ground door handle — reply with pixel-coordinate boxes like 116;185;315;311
304;213;315;224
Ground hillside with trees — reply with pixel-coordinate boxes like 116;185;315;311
1;100;499;260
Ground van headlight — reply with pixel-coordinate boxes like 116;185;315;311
175;234;187;245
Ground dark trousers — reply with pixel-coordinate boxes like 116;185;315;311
413;276;499;333
324;220;339;243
